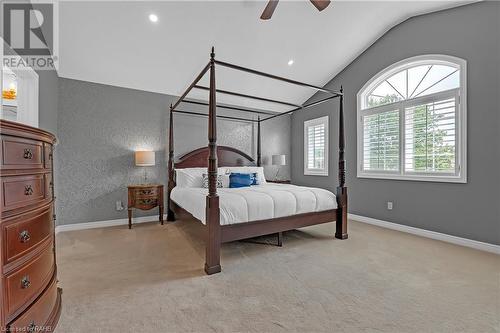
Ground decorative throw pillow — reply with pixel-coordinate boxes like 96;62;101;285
251;172;259;185
229;173;253;188
223;167;267;184
202;174;224;188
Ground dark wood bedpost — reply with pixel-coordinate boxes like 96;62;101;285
257;116;262;167
167;104;176;221
205;47;222;275
336;86;348;239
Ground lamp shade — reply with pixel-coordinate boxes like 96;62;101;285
135;151;155;166
272;154;286;166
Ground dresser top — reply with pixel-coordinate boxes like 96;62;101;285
0;119;56;144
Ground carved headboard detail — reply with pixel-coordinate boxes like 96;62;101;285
174;146;255;169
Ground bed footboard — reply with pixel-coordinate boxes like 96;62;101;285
220;209;337;243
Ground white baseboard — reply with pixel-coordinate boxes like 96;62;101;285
55;213;499;255
55;214;167;234
348;213;500;255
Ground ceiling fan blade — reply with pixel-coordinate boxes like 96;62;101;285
310;0;331;11
260;0;279;20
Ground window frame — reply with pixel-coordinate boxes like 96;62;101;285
357;55;467;183
304;115;329;176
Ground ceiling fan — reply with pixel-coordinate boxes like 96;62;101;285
260;0;331;20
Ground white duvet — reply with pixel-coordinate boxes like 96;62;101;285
171;184;337;225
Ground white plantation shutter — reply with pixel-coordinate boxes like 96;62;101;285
308;123;325;169
362;109;399;172
357;55;466;183
304;116;328;175
404;95;457;174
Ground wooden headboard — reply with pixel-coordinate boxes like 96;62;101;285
174;146;256;169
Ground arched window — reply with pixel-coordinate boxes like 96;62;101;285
357;55;466;182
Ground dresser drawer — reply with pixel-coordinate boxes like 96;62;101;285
44;173;54;200
43;143;53;169
3;205;53;264
8;277;59;333
5;243;55;317
0;136;44;170
1;175;46;213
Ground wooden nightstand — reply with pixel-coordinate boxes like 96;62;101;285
266;180;291;184
127;184;164;229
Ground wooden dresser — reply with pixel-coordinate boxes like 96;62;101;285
0;120;61;332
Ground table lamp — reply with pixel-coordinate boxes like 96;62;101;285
272;154;286;181
135;151;155;184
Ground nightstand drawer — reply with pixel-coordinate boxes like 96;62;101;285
135;198;158;210
135;188;158;197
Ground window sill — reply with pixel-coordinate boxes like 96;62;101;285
304;171;329;177
357;172;467;184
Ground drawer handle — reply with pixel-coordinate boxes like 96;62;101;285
27;322;37;332
141;189;153;195
21;276;31;289
25;185;33;196
23;148;33;159
19;230;31;243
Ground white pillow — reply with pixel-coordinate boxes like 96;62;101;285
202;174;230;188
220;166;267;185
175;168;206;188
176;167;265;187
176;168;231;188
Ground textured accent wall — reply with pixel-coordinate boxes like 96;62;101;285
290;2;500;245
58;78;290;225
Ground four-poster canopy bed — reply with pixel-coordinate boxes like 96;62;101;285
167;47;347;275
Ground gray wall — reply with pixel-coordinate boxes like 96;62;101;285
57;78;290;225
291;2;500;244
37;69;59;134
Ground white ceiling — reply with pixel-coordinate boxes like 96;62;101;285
58;1;472;113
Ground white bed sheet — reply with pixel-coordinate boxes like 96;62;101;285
170;184;337;225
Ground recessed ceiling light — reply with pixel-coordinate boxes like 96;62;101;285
149;14;158;23
288;59;294;66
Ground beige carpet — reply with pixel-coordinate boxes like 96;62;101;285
55;218;500;333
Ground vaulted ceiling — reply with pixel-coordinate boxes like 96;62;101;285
58;1;472;113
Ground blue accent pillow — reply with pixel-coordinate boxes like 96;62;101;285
229;173;253;188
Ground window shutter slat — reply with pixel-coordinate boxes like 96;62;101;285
404;97;456;173
362;109;400;172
